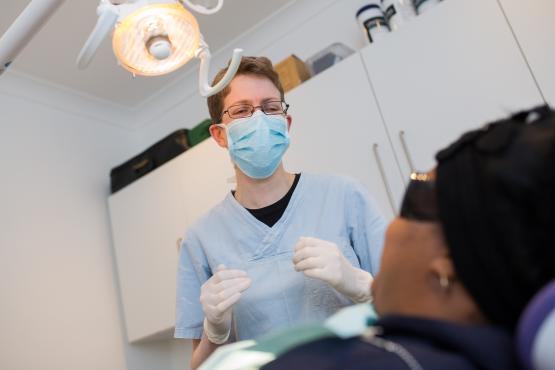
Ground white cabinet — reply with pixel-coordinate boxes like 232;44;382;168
284;0;545;216
360;0;544;176
498;0;555;105
108;140;232;342
284;53;405;219
178;139;235;224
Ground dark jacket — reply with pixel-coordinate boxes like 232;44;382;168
261;315;518;370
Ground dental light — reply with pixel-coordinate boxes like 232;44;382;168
109;3;201;76
0;0;243;97
79;0;243;97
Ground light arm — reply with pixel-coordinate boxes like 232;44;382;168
76;0;119;69
196;36;242;97
0;0;65;76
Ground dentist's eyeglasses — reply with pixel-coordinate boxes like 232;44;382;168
221;100;290;120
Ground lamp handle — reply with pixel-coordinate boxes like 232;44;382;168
76;0;119;69
196;37;243;97
180;0;224;15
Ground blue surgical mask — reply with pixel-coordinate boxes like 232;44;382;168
217;110;290;179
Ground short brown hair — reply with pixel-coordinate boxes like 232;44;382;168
207;56;284;123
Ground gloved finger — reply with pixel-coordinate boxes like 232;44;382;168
293;237;312;252
215;287;248;305
213;268;248;283
202;302;220;317
216;276;251;290
292;245;325;264
297;236;325;247
216;278;251;298
293;256;323;272
301;267;333;282
202;277;249;303
215;291;242;313
294;236;332;253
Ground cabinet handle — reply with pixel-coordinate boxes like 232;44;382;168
372;143;397;215
176;237;183;252
398;130;415;173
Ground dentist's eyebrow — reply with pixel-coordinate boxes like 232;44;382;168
228;99;252;106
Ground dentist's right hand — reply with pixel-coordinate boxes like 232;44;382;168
200;264;251;344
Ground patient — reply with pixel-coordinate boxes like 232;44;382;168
262;106;555;370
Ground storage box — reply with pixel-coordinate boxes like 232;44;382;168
274;55;311;92
187;118;212;147
110;129;190;194
306;43;354;76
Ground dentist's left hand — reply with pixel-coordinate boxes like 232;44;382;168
292;237;373;303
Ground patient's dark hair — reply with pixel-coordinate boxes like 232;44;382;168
435;105;555;331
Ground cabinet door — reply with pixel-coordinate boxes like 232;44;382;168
178;139;236;224
284;53;405;220
361;0;544;176
108;155;190;342
107;141;232;343
499;0;555;105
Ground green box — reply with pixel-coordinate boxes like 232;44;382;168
187;118;212;147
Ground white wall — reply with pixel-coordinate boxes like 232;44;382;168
0;72;194;370
0;73;128;370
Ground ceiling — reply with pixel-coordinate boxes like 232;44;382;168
0;0;292;107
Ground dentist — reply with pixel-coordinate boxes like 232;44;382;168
174;56;386;369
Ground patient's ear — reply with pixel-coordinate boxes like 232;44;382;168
429;254;489;325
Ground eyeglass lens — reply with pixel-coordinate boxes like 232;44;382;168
226;101;287;119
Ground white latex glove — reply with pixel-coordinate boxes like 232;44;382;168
199;264;251;344
292;237;373;304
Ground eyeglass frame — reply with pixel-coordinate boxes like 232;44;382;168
220;100;290;122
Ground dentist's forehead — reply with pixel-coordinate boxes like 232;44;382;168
224;74;281;107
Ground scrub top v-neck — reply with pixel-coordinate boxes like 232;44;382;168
243;173;301;227
175;173;386;341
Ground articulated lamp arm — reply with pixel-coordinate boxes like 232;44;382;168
76;0;119;70
196;36;243;97
0;0;65;76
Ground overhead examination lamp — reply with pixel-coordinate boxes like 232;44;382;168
0;0;243;97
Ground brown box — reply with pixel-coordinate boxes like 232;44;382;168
274;55;311;92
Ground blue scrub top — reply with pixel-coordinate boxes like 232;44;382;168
174;173;386;340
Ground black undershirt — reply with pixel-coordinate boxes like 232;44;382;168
234;173;301;227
